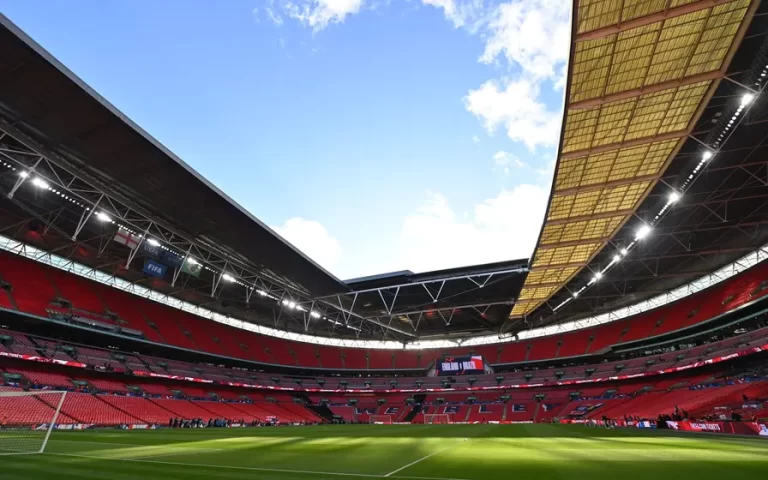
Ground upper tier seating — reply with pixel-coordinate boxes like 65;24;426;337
2;249;768;370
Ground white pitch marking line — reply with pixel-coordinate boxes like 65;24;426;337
385;425;496;478
48;439;148;447
384;447;453;477
45;453;470;480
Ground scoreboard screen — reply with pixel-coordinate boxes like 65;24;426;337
435;355;484;376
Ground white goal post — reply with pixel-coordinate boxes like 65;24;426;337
424;414;451;424
0;390;67;455
369;415;393;424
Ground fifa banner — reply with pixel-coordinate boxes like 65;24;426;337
143;258;167;278
667;420;768;436
436;355;484;376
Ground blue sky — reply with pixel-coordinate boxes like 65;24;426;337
0;0;570;280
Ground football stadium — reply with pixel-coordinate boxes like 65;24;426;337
1;1;768;479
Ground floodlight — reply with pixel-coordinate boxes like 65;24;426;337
620;248;628;256
31;177;49;189
310;311;321;319
95;212;112;223
186;257;199;265
741;93;755;106
287;301;297;309
593;272;602;281
613;254;621;263
635;224;652;240
572;291;579;298
257;289;267;296
702;151;713;161
669;191;681;203
222;273;235;282
147;238;160;247
19;171;29;178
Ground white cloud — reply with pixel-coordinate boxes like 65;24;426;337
447;1;570;151
492;150;526;175
421;0;484;29
472;134;480;143
465;77;561;151
480;0;570;83
397;185;548;273
272;217;343;272
281;0;366;31
493;150;525;168
254;1;285;25
275;185;549;278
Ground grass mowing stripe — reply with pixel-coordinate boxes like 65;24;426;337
385;425;497;477
128;448;225;459
45;452;471;480
48;439;154;447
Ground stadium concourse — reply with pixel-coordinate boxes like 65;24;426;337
2;0;768;479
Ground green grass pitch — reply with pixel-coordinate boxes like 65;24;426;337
2;424;767;479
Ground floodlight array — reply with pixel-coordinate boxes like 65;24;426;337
2;159;343;330
552;88;760;313
1;160;88;209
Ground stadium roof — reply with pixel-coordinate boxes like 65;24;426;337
0;14;346;298
0;14;526;342
0;4;766;345
512;0;763;320
332;259;528;338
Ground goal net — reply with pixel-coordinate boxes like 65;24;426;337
0;390;67;455
424;414;451;424
369;415;393;424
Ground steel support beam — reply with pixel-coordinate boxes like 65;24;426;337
569;70;725;110
317;267;527;299
544;209;636;226
561;130;688;160
390;300;515;317
575;0;739;42
539;236;614;249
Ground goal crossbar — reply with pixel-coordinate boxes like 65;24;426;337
424;413;451;424
369;415;393;424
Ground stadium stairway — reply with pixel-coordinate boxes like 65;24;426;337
403;405;423;423
306;403;335;422
402;394;427;423
294;392;334;422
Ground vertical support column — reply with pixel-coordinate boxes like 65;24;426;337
126;223;152;269
72;194;103;240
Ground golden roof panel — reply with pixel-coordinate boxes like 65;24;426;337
511;0;755;319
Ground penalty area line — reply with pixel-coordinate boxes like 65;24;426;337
45;453;469;480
